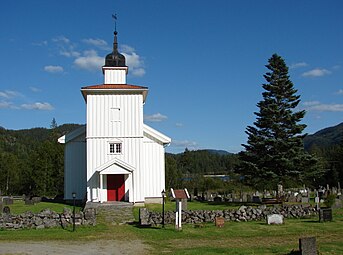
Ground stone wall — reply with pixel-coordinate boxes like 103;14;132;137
140;204;318;226
0;208;96;230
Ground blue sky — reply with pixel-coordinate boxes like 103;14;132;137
1;1;342;153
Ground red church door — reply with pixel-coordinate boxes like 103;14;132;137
107;174;125;201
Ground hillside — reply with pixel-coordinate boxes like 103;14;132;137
304;122;343;150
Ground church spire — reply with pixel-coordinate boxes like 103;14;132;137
104;14;126;67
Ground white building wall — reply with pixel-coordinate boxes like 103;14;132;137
64;134;86;201
142;136;166;199
86;94;143;138
104;69;126;84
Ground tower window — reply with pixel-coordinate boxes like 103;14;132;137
110;108;120;122
109;143;122;154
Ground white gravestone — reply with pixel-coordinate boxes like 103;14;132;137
267;214;284;225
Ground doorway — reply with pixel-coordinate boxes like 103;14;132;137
107;174;125;201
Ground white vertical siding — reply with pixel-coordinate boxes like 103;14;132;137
104;69;126;84
87;94;143;138
64;134;86;200
141;137;166;199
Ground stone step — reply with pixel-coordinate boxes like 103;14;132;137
86;202;135;225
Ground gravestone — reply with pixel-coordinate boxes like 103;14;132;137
3;206;10;214
215;217;225;228
267;214;283;225
2;197;13;205
301;196;309;203
242;193;248;203
139;208;150;226
299;237;317;255
214;196;222;202
25;199;35;205
252;196;261;203
319;208;332;222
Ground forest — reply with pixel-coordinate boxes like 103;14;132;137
0;120;342;198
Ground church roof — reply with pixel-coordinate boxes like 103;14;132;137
82;84;147;90
81;84;148;102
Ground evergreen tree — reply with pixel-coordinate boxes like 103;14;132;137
240;54;319;189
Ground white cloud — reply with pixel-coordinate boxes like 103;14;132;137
29;86;41;92
74;50;104;71
171;140;198;149
176;123;183;127
44;65;64;73
336;89;343;95
44;66;63;73
21;102;54;111
302;68;331;77
121;44;146;77
82;38;110;50
32;40;48;46
144;113;168;122
0;90;21;99
290;62;308;69
52;35;70;44
60;49;80;58
303;101;343;112
131;68;146;77
120;45;135;54
0;101;14;109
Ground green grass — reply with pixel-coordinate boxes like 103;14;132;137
144;200;260;212
4;200;82;214
1;201;343;254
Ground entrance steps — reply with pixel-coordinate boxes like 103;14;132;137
85;202;135;225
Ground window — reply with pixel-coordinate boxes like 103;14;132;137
110;108;120;122
109;143;122;154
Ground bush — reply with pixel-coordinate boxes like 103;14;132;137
324;194;336;208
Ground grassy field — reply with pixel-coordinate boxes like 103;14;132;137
1;201;343;254
4;200;82;214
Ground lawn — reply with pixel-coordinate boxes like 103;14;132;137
4;200;82;214
1;201;343;254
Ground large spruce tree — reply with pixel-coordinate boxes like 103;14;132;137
240;54;318;189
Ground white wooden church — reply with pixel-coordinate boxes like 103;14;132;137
58;29;171;204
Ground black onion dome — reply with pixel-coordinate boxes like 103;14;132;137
104;31;126;67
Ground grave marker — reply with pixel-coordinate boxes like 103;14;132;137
215;217;225;227
267;214;283;225
299;237;317;255
3;206;10;214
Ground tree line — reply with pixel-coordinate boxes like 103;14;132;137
1;55;342;197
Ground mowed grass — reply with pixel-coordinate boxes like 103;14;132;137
1;201;343;254
5;200;82;214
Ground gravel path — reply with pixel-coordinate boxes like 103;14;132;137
0;240;149;255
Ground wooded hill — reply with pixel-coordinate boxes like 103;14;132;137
304;122;343;150
0;123;82;197
0;122;342;197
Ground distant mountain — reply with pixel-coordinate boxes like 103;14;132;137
304;122;343;150
204;149;232;155
0;123;83;150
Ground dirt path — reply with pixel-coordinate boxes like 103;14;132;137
0;240;150;255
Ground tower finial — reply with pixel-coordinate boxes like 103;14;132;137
112;13;117;34
104;13;126;67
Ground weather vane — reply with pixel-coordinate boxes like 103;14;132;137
112;13;117;32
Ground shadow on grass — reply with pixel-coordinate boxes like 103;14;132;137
300;220;320;224
128;221;161;230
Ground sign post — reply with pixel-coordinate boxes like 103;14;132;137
171;188;189;230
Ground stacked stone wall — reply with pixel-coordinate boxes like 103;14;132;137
0;208;96;230
140;204;317;226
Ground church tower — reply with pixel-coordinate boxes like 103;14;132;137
76;28;170;204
